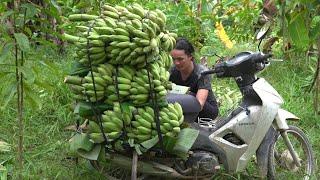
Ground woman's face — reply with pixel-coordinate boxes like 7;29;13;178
170;49;193;71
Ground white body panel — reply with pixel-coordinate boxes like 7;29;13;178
274;109;300;130
209;78;287;172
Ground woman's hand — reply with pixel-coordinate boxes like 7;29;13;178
196;89;209;110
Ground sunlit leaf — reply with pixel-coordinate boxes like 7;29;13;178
309;16;320;42
14;33;30;52
288;12;309;50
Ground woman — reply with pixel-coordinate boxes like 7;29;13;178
169;38;219;120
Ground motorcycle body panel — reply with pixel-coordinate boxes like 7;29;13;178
273;108;300;130
209;78;282;172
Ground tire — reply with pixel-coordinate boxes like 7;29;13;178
267;125;314;180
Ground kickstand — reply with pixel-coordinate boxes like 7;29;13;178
131;151;138;180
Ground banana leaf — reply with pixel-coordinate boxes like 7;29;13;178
74;101;112;117
69;133;94;156
172;128;199;158
141;135;159;150
77;144;101;161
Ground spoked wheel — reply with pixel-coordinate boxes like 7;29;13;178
268;125;314;180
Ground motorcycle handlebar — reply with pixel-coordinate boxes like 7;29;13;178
200;53;272;76
201;69;222;76
252;53;272;63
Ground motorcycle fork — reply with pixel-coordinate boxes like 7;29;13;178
280;130;301;167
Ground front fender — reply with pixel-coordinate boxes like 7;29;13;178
273;109;300;130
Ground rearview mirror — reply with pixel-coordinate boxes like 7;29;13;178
256;21;271;40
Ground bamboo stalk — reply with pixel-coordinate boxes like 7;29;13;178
280;0;287;57
131;151;138;180
197;0;202;17
315;38;320;114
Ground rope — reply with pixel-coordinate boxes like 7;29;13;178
83;18;109;144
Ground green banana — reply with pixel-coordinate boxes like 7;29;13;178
136;118;152;129
116;77;131;84
137;126;152;134
89;133;107;143
103;122;121;133
102;11;119;19
118;67;133;80
102;4;119;14
107;132;121;139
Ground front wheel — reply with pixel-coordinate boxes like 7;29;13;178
268;125;314;180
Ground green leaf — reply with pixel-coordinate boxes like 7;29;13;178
69;133;94;154
24;83;42;110
14;33;30;52
0;82;17;110
0;42;14;63
0;10;14;22
0;164;8;180
21;66;35;84
173;128;199;158
20;3;39;20
140;135;159;150
77;144;101;161
309;16;320;42
288;12;309;50
0;71;14;82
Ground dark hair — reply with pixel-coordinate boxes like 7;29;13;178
174;38;194;56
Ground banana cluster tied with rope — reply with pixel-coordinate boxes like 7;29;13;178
63;3;184;153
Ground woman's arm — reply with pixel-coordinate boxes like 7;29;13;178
196;89;209;110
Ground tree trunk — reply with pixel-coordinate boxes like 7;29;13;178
280;0;289;58
315;38;320;114
197;0;202;17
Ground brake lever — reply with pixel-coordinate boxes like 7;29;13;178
268;58;283;62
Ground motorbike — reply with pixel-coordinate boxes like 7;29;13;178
90;26;315;180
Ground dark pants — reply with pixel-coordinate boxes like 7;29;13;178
189;92;219;120
198;101;219;120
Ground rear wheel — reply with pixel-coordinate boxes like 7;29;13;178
268;125;314;180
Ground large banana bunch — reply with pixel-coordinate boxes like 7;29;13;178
128;102;184;143
81;71;109;102
88;102;135;143
129;62;172;105
64;4;187;152
63;3;177;68
129;69;152;104
64;75;86;101
105;65;135;104
158;103;183;137
159;32;177;52
159;51;173;70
